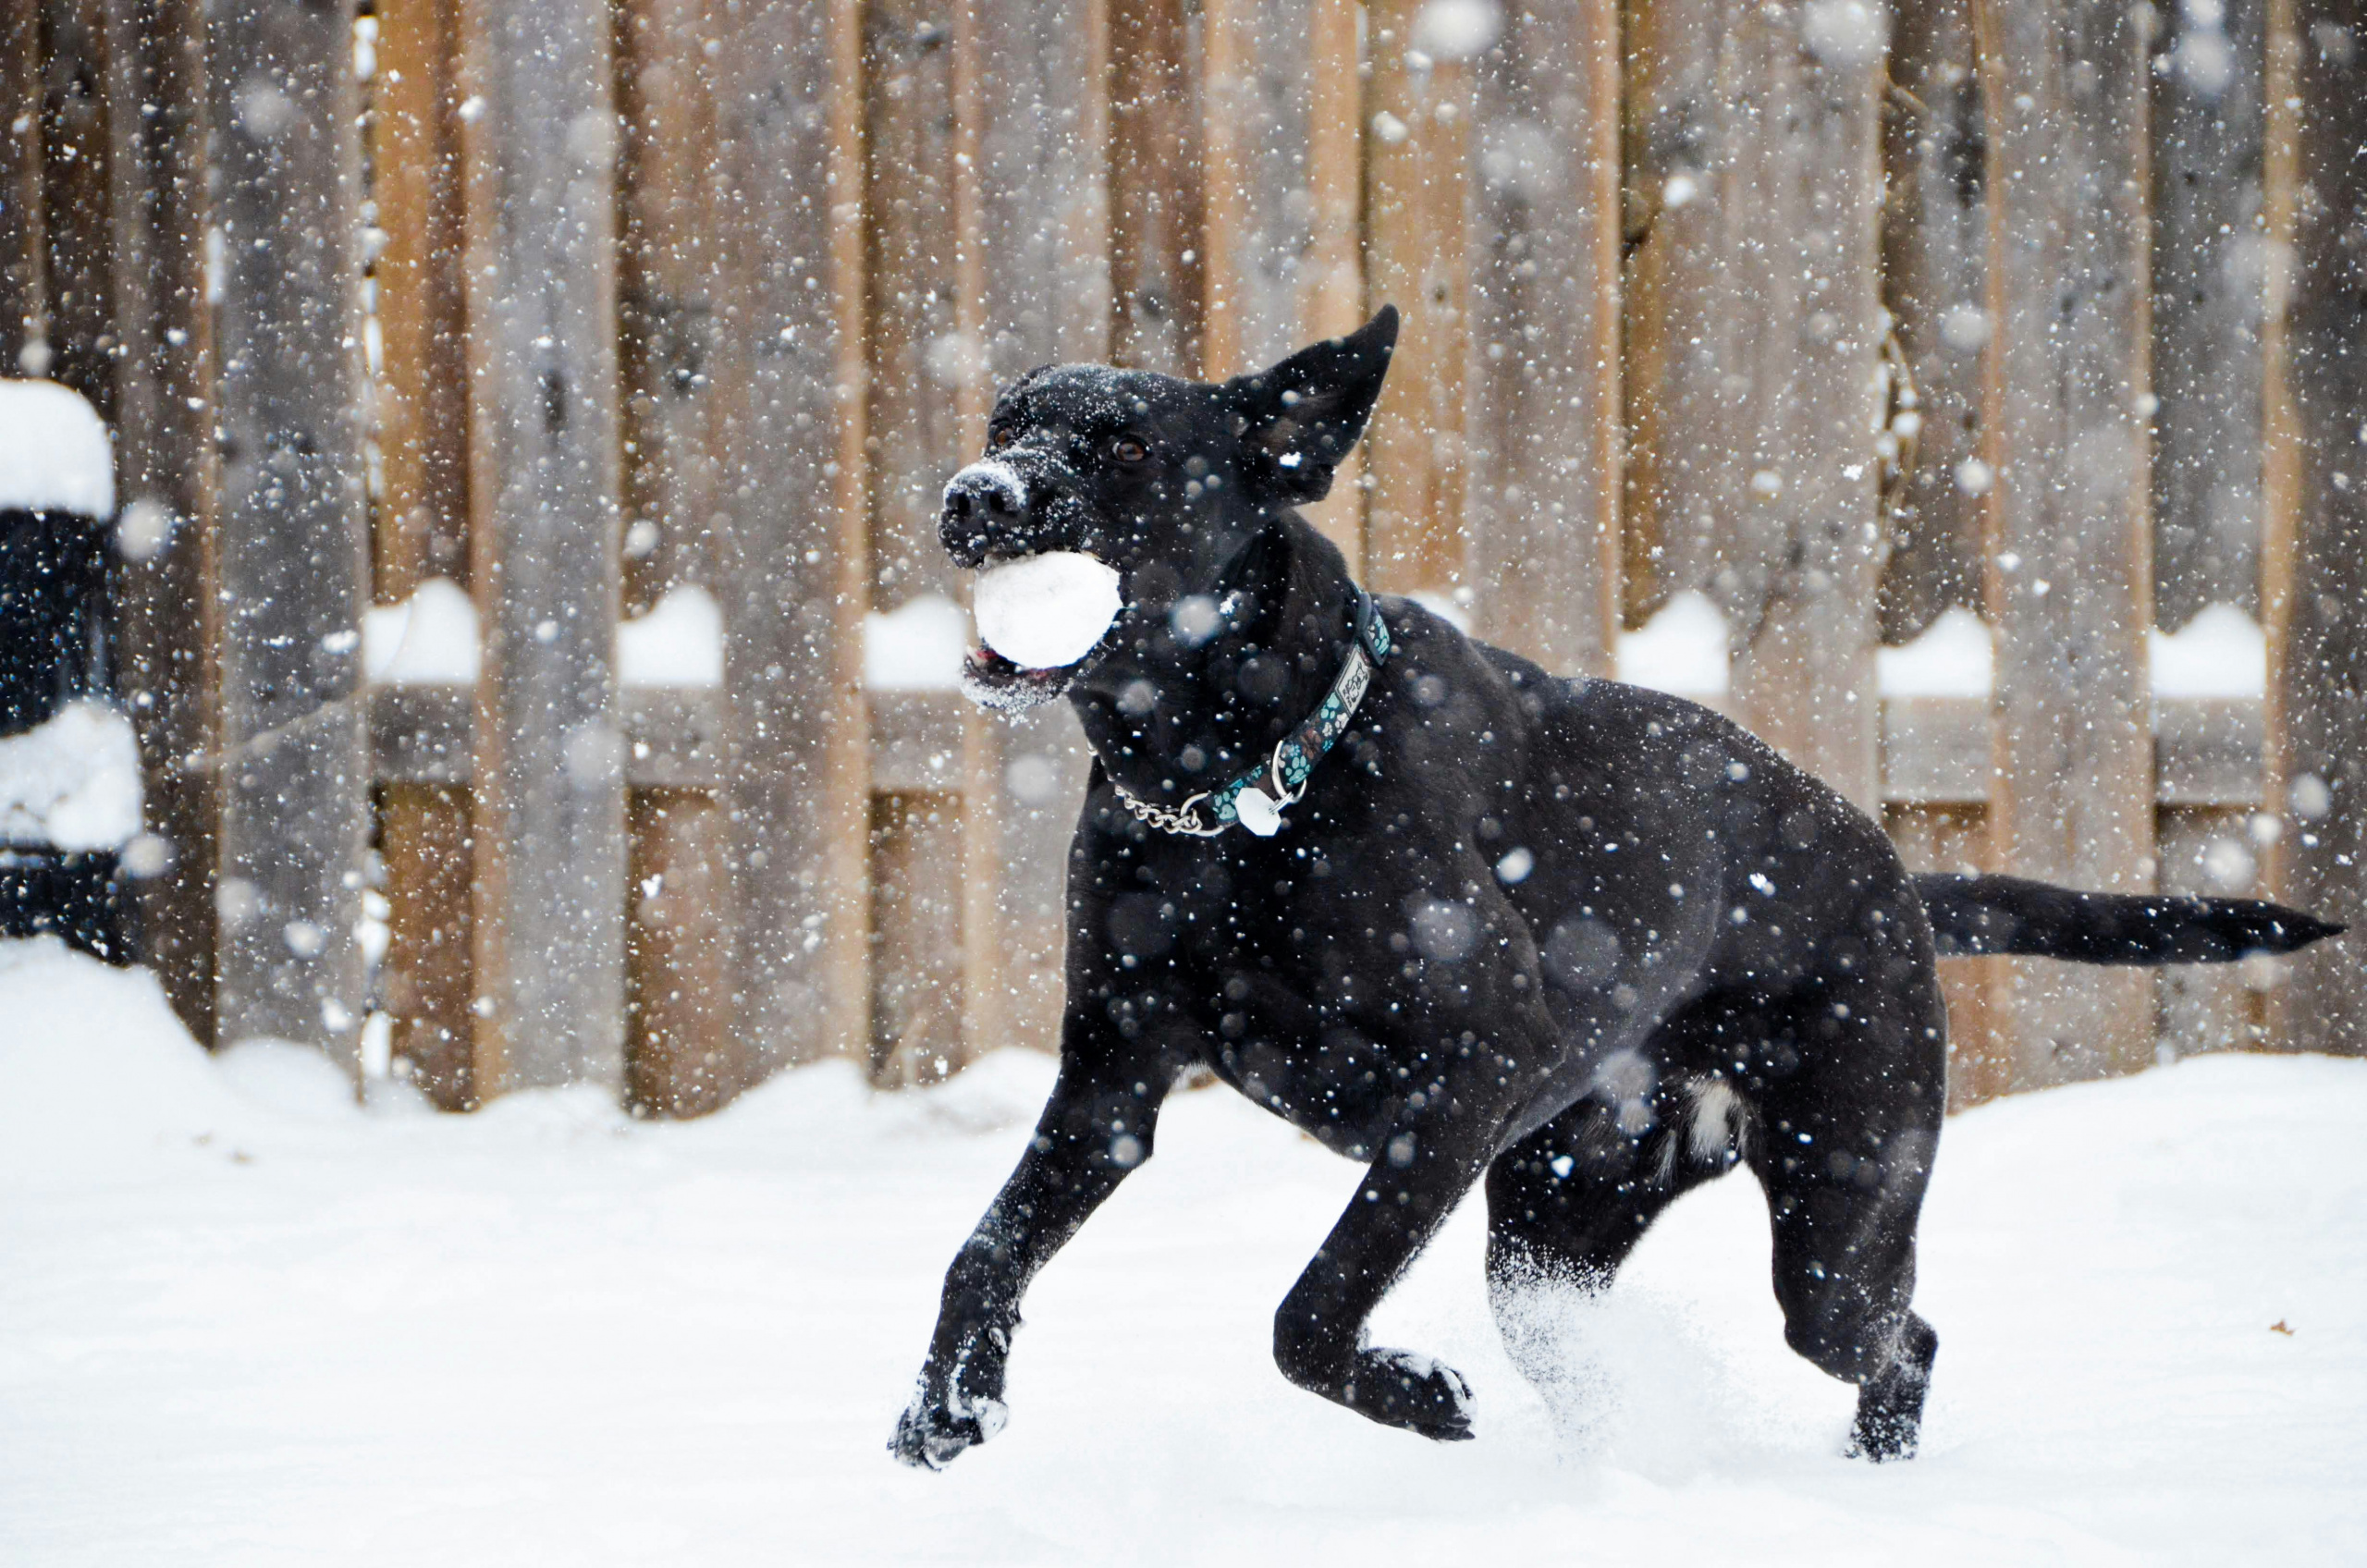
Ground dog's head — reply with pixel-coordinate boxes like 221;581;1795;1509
943;305;1398;709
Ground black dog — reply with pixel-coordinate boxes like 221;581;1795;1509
890;306;2340;1468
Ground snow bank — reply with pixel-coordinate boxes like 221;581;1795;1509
3;937;2362;1566
0;380;113;518
2151;602;2267;699
1878;606;1994;697
619;582;725;689
362;578;481;685
1615;589;1729;697
0;700;141;851
865;594;969;691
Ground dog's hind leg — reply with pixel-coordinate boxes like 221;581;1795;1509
1746;967;1947;1461
1483;1001;1747;1410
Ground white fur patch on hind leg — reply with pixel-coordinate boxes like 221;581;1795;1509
1687;1078;1744;1166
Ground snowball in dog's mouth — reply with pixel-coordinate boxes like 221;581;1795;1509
961;551;1122;711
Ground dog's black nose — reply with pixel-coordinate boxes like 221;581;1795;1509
941;460;1029;567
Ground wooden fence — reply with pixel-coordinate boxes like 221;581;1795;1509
3;0;2361;1113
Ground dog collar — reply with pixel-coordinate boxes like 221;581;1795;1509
1110;588;1392;839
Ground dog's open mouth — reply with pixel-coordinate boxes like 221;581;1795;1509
959;643;1092;711
960;551;1124;712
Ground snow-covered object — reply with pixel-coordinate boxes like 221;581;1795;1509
974;551;1122;670
362;578;481;685
865;594;969;691
1878;606;1994;698
2151;602;2265;699
1615;589;1730;697
619;583;724;689
0;700;141;851
0;380;113;518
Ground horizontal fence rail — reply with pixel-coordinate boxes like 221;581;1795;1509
0;0;2361;1115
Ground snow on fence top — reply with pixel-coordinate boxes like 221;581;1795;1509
619;583;724;689
0;380;114;519
2149;603;2267;699
865;594;968;692
362;578;481;685
1877;606;1994;698
0;700;142;851
1616;589;1730;697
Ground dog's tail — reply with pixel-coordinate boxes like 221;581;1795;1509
1910;873;2344;965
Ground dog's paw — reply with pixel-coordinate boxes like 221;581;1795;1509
889;1390;1010;1471
1845;1405;1919;1463
1345;1347;1477;1442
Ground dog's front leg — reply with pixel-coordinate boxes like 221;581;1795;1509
1270;1070;1522;1441
889;1036;1170;1470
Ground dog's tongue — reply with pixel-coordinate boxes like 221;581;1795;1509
974;552;1122;669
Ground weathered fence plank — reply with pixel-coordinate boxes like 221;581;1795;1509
1881;0;1988;643
2152;0;2267;630
613;0;742;1110
206;0;371;1060
2152;0;2270;1059
713;0;871;1069
1975;0;2157;1086
1363;0;1470;601
1301;0;1364;557
1625;0;1888;807
370;0;476;1098
35;0;114;413
1464;0;1622;679
2271;0;2367;1059
3;0;49;374
1200;0;1311;379
1887;802;2010;1108
456;0;626;1090
1109;0;1199;375
101;0;216;1042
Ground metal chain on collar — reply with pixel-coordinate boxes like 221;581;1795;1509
1110;782;1224;838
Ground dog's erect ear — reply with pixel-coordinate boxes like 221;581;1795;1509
1221;305;1399;505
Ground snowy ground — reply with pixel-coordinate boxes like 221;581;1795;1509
3;938;2361;1565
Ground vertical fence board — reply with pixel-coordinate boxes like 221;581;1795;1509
1108;0;1199;374
1363;4;1469;600
1200;0;1311;379
36;0;112;413
1880;0;1988;643
1464;0;1621;679
372;0;475;1095
2272;0;2367;1058
965;0;1106;1062
1301;0;1364;557
1621;0;1729;622
102;0;216;1040
714;0;870;1068
625;788;744;1111
372;0;470;591
1976;0;2156;1087
206;0;370;1059
2;0;44;374
1625;2;1886;804
614;0;742;1109
2152;0;2266;629
867;790;962;1083
1888;802;2011;1107
2152;0;2268;1059
457;0;626;1090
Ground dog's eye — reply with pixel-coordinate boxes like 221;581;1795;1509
1111;435;1148;464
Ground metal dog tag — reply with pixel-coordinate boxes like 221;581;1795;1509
1233;786;1285;837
